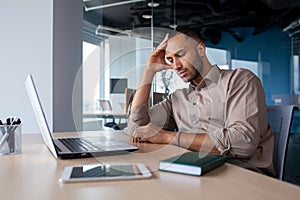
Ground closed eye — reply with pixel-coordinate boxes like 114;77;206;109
165;49;185;65
176;50;185;57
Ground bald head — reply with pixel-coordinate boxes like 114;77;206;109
166;33;200;54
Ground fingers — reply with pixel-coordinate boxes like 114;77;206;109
155;33;169;51
132;136;146;143
146;34;170;68
132;125;150;143
132;136;145;143
132;132;146;143
132;123;160;143
132;128;142;143
132;135;141;143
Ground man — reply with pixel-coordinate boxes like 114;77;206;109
127;29;274;175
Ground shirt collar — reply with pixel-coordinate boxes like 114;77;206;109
188;65;221;92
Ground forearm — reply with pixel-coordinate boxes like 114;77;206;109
131;34;170;110
131;67;156;110
177;132;220;154
127;104;150;136
162;130;220;154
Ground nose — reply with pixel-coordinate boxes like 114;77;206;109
173;57;182;70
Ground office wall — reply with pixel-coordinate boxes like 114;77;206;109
0;1;53;133
0;0;83;133
209;27;291;105
52;0;83;132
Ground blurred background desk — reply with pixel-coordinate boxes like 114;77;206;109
83;111;127;119
1;131;300;200
83;111;128;130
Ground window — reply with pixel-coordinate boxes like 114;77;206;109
207;48;230;69
294;55;300;94
231;59;261;80
82;41;100;111
292;32;300;94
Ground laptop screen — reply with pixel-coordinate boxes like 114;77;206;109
25;74;58;158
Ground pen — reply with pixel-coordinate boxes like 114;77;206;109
6;118;11;125
0;120;5;135
0;119;9;149
11;118;21;132
3;117;19;152
0;117;21;152
0;132;10;148
7;117;20;132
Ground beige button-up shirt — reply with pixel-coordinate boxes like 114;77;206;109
128;66;274;174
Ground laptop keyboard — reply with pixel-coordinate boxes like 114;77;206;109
58;138;100;152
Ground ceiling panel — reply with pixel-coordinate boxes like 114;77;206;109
83;0;300;44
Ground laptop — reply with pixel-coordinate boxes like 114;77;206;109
25;74;138;159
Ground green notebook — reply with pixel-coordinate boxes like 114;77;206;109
159;152;227;176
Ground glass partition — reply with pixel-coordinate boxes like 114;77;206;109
80;1;297;130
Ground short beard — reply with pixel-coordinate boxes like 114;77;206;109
185;71;200;83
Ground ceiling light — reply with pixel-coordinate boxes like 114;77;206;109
169;24;177;29
84;0;146;12
142;14;152;19
95;25;152;40
147;2;160;7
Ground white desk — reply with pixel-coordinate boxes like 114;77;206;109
0;131;299;200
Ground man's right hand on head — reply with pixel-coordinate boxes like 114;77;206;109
146;34;172;73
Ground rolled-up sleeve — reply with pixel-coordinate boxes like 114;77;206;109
207;69;269;159
127;95;177;135
127;103;150;136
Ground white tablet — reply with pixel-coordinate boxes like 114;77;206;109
59;163;152;183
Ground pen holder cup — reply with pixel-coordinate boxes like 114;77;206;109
0;124;22;155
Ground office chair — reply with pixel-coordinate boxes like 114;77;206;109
98;100;121;130
125;88;136;113
125;88;169;108
152;92;168;105
267;105;297;180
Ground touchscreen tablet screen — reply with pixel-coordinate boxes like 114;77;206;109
60;163;152;183
70;164;139;178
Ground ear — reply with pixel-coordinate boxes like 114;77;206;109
197;42;206;57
